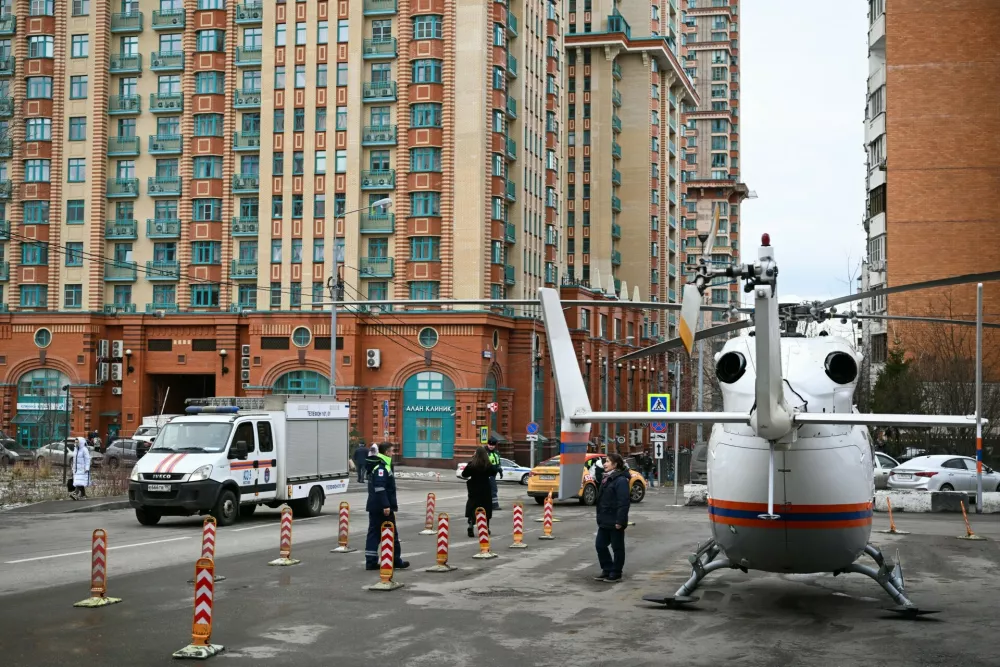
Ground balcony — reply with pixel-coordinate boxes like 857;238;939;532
234;89;261;109
235;1;264;23
611;195;621;212
149;134;182;154
612;61;622;80
611;251;622;266
611;223;621;239
0;136;9;157
150;51;183;71
506;12;518;36
147;218;180;238
105;220;138;240
505;96;517;119
104;262;138;282
668;238;676;253
612;88;622;107
363;81;397;102
363;37;397;58
107;136;139;156
107;178;140;198
109;94;141;114
233;131;262;151
0;14;14;36
359;257;394;278
232;173;260;192
111;12;143;33
362;125;397;146
611;168;621;185
0;220;8;240
109;53;142;74
363;0;398;15
146;302;179;313
506;53;517;77
611;142;622;159
505;180;516;201
152;9;185;29
0;180;10;199
612;114;622;133
146;261;180;281
104;303;137;314
231;216;259;236
361;169;395;189
0;96;10;117
360;212;395;234
504;223;516;244
0;56;14;75
230;260;259;280
235;46;262;66
504;264;515;285
148;176;181;196
505;137;516;159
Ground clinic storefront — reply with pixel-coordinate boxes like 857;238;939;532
12;369;71;448
401;371;456;460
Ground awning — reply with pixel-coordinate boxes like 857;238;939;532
490;430;510;444
99;411;121;418
11;413;43;425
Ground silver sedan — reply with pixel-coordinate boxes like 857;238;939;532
887;455;1000;492
873;451;900;490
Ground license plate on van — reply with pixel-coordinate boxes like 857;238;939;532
540;474;556;480
147;484;171;492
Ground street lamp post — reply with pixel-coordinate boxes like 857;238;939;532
329;197;392;397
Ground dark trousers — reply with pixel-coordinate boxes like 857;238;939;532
595;526;626;576
357;466;366;483
489;476;500;509
365;510;402;567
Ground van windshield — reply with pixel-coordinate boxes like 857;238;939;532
148;422;233;453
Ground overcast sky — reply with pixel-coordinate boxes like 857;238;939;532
738;1;869;307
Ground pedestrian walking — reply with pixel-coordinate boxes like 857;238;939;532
486;438;503;511
363;442;409;571
70;436;92;500
593;452;630;582
353;442;369;483
462;447;495;538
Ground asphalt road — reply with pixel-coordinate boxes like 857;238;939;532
1;480;999;666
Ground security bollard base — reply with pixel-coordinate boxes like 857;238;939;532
172;643;225;659
509;542;527;549
958;534;986;541
330;546;357;553
74;595;122;608
424;563;458;572
365;580;405;591
534;518;561;522
418;529;435;535
472;551;498;559
538;535;555;540
876;529;910;535
267;557;301;566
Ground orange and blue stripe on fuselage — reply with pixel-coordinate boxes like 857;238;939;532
708;499;873;530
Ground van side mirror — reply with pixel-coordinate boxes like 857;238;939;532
231;440;248;460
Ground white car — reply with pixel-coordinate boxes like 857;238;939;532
873;451;900;490
456;457;532;485
887;454;1000;492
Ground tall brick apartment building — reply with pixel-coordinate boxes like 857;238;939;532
0;0;696;462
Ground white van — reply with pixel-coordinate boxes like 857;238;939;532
128;395;350;526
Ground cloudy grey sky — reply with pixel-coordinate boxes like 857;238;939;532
739;1;869;307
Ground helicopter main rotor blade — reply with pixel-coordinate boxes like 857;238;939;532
810;270;1000;312
856;314;1000;329
678;284;703;355
617;319;753;363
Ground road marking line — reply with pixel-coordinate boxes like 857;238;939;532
4;536;192;564
230;515;326;533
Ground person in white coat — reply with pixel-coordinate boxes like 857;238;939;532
71;436;92;500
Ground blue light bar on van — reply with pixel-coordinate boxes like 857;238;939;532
185;406;240;414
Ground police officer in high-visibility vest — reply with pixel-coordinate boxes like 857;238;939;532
364;442;410;571
486;438;503;511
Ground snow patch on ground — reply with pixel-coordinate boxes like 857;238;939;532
684;484;708;506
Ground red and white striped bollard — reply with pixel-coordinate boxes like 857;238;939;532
268;505;300;566
366;520;404;591
425;512;457;572
539;495;555;540
74;528;122;607
331;501;357;553
509;502;526;549
172;557;224;658
472;507;498;559
419;493;436;535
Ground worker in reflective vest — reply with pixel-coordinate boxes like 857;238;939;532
364;442;409;571
487;438;503;511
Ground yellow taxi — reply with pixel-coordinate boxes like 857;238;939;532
527;453;646;505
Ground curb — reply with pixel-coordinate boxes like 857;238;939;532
1;498;132;514
64;500;133;513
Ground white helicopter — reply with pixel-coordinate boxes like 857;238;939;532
536;226;997;616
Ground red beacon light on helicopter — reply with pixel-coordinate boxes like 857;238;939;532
761;233;771;247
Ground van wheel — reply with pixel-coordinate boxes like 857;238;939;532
301;487;324;517
582;483;597;506
213;489;239;526
534;496;546;505
135;507;161;526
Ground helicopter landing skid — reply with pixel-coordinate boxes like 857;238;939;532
837;543;939;618
642;539;736;609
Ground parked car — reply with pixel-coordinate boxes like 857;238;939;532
455;457;532;485
873;451;900;490
690;443;708;484
33;440;104;468
887;455;1000;492
104;438;149;469
0;442;20;467
527;453;646;505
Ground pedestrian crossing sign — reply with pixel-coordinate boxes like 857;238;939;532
480;426;489;444
647;394;671;413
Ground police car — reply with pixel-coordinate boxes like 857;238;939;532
455;457;532;485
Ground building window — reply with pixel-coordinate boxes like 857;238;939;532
67;117;86;141
317;20;328;43
411;103;442;128
410;192;440;216
26;77;53;99
192;241;221;265
272;196;283;218
292;151;304;175
273;371;331;395
413;15;443;39
72;0;89;16
28;35;54;58
410;148;441;172
289;282;302;309
64;284;83;309
25;160;51;183
314;194;326;217
65;242;84;266
335;150;347;173
20;285;47;308
153;285;176;307
196;72;224;94
194;114;223;136
313;238;325;262
67;158;86;183
317;107;327;131
193;199;222;221
196;30;225;52
315;151;326;174
270;282;282;308
412;59;442;83
291;238;303;263
193;156;222;178
316;63;327;87
26;118;52;141
292;194;304;218
337;19;349;42
67;200;85;224
295;65;306;88
22;242;48;265
71;34;89;58
237;285;257;309
69;75;88;99
409;281;439;300
410;237;439;261
23;201;49;224
191;284;220;308
271;240;282;263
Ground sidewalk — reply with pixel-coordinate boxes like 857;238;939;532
2;495;131;514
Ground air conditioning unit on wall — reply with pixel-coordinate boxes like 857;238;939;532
366;349;381;369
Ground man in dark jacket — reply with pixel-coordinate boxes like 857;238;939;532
353;442;369;483
364;442;409;571
594;452;630;582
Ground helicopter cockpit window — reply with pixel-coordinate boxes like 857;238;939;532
715;351;747;384
824;352;858;384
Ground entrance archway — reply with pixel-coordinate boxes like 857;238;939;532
14;369;71;448
402;371;456;459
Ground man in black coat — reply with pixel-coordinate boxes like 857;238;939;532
594;452;631;582
353;442;369;483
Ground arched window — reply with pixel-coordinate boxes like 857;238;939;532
17;369;70;400
272;370;331;395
